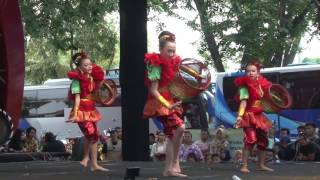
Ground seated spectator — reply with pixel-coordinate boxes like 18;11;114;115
149;133;156;150
8;129;25;152
296;136;320;161
305;122;320;146
23;127;39;152
114;127;122;140
248;147;258;162
276;136;294;160
212;154;221;163
233;150;243;168
205;153;222;165
186;153;199;163
194;129;211;159
99;135;108;161
150;131;167;161
219;149;231;161
106;129;122;161
179;131;204;162
210;128;230;161
280;128;290;138
42;132;66;152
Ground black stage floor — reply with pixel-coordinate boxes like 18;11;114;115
0;160;320;180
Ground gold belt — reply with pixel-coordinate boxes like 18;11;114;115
81;94;94;101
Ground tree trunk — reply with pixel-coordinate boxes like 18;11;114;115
193;0;225;72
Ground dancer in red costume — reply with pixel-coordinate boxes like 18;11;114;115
67;52;109;172
234;59;274;173
143;31;187;177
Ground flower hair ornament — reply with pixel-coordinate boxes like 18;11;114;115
70;50;88;69
159;34;176;42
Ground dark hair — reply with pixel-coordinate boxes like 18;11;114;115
158;31;176;49
243;58;263;72
201;129;210;135
280;128;290;135
71;51;90;67
44;132;56;142
12;128;24;140
297;125;305;130
184;131;192;138
305;122;316;128
26;127;36;135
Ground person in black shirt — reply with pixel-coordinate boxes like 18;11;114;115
42;132;66;152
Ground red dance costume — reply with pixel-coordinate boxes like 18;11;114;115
68;64;104;142
143;53;184;138
234;75;273;150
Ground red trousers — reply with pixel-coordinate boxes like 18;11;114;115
159;113;184;138
243;127;268;150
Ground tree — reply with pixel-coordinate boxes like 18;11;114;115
20;0;119;84
302;57;320;64
149;0;320;71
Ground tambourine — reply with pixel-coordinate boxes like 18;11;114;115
262;84;292;113
169;58;211;100
96;79;117;106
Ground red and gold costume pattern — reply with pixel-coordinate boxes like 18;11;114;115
67;64;104;142
234;75;273;150
143;53;184;138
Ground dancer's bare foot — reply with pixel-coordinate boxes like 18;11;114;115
257;165;274;172
163;171;187;177
172;161;181;173
90;165;110;172
79;159;89;167
240;165;250;173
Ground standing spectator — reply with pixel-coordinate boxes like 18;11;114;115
23;127;38;152
150;131;167;161
42;132;66;152
179;131;204;162
194;129;211;159
106;130;122;161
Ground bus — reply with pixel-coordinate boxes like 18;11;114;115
21;68;216;140
211;64;320;136
21;69;122;140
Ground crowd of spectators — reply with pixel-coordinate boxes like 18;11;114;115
149;127;231;165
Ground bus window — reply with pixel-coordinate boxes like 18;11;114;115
278;70;320;109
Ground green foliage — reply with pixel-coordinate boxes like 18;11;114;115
149;0;320;71
20;0;119;84
302;57;320;64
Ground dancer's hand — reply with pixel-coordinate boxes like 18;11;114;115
66;116;77;123
233;116;242;129
169;101;182;110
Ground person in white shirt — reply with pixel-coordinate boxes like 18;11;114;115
150;132;167;161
